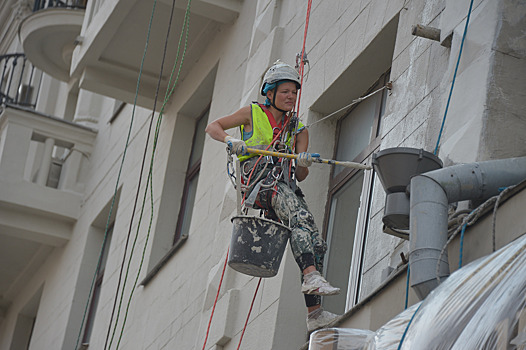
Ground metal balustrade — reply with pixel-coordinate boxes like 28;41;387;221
32;0;87;11
0;54;42;109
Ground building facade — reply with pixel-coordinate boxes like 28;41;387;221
0;0;525;349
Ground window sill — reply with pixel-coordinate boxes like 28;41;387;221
140;233;188;286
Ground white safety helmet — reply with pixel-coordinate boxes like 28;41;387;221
260;60;301;96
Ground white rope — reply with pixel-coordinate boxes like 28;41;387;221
492;185;516;252
435;186;516;282
307;83;391;128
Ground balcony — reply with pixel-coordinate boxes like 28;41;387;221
0;104;96;243
0;99;96;318
18;0;86;82
70;0;242;109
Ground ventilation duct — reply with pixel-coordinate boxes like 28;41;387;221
409;156;526;300
372;147;443;236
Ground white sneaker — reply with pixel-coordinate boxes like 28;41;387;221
301;271;340;296
307;309;339;332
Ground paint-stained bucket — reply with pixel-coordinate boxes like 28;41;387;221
228;215;291;278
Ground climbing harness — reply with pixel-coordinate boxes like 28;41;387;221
209;2;315;349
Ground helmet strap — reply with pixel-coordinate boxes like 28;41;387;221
270;89;289;113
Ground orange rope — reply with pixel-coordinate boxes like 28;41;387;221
201;248;229;350
295;0;313;119
290;0;313;176
204;3;314;348
236;278;262;350
237;4;314;349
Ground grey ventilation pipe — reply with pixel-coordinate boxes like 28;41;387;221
409;156;526;300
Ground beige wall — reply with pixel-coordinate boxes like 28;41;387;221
1;0;525;349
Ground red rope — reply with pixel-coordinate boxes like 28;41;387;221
236;278;262;350
202;248;229;350
205;3;314;348
289;0;312;177
202;128;285;350
295;0;313;119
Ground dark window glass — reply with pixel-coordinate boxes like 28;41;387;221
323;72;389;314
174;108;208;244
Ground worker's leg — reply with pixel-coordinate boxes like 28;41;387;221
271;182;323;268
270;182;339;331
271;182;339;296
295;192;327;272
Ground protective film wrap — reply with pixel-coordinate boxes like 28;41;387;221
309;233;526;350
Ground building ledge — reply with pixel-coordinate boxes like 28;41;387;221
19;7;84;81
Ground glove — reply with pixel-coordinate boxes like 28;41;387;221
296;152;320;167
224;135;248;156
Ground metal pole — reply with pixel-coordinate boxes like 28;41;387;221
245;147;372;170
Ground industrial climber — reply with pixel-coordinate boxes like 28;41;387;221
205;61;340;331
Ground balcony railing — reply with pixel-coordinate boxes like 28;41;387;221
33;0;87;11
0;107;96;194
0;54;42;109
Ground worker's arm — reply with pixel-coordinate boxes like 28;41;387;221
205;106;252;142
294;128;309;182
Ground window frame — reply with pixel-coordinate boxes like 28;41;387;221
108;100;126;124
322;71;390;311
173;105;209;245
82;222;114;345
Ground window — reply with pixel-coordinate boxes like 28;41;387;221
9;286;43;350
82;223;114;345
322;72;390;314
174;108;208;244
109;100;126;124
143;65;217;284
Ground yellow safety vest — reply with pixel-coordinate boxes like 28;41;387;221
238;103;304;162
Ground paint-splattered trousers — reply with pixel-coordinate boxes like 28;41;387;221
243;160;328;307
269;181;327;307
269;181;327;273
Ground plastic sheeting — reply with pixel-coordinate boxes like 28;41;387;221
372;303;420;350
308;328;374;350
308;305;420;350
309;233;526;350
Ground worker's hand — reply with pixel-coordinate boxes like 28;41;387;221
224;135;248;156
296;152;320;167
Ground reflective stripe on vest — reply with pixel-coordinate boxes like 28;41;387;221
238;104;303;162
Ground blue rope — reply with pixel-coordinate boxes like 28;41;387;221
404;264;410;310
459;222;467;268
397;303;422;350
434;0;475;155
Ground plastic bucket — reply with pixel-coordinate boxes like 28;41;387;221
228;215;291;278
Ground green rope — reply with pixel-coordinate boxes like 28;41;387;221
74;1;158;349
103;1;164;348
111;1;193;348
